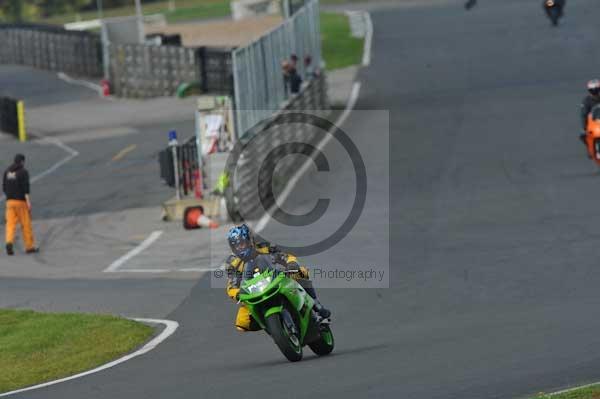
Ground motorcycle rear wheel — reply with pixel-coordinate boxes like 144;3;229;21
309;324;335;356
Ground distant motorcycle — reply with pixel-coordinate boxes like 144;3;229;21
464;0;477;10
543;0;565;26
584;105;600;164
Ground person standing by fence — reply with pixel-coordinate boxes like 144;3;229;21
282;59;303;97
3;154;38;256
288;55;303;94
304;55;320;79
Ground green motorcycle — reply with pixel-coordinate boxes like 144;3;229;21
238;258;334;362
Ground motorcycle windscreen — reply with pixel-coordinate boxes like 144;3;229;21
241;255;277;282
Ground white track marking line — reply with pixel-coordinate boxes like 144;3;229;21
38;136;79;157
178;267;221;272
255;81;362;233
31;137;79;183
30;154;77;184
0;318;178;398
57;72;103;96
548;382;600;397
0;137;79;203
344;10;372;67
116;269;172;273
362;12;373;67
104;230;164;273
345;11;366;38
116;264;226;274
111;269;217;273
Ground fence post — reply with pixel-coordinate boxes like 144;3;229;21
198;47;208;93
169;130;181;200
101;24;111;79
282;0;291;18
17;101;27;142
232;49;242;140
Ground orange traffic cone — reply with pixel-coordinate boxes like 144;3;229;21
183;206;219;230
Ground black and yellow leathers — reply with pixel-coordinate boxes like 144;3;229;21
225;242;322;331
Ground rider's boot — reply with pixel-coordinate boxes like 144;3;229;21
580;134;590;157
302;283;331;319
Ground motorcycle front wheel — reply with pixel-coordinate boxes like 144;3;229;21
265;309;303;362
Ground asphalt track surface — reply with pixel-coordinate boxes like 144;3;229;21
0;65;98;107
0;64;196;219
6;0;600;398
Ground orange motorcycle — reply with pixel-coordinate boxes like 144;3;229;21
585;105;600;164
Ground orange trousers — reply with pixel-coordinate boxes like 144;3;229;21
5;200;35;250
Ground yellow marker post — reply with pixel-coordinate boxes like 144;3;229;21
17;101;27;142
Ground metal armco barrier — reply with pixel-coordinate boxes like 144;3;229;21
225;74;329;221
0;97;27;142
159;138;201;197
0;23;103;77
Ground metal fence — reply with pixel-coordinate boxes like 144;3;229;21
109;43;233;98
0;23;103;77
225;74;329;221
159;137;201;197
232;0;321;137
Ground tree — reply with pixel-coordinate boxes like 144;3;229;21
34;0;94;17
0;0;41;21
6;0;24;21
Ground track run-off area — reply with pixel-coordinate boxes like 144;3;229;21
3;0;600;398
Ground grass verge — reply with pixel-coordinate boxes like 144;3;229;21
532;385;600;399
42;0;231;25
320;12;364;70
0;309;154;394
166;2;232;23
38;0;371;27
41;0;371;25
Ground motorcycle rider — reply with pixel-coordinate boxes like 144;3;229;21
464;0;476;10
543;0;565;24
580;79;600;143
225;224;331;332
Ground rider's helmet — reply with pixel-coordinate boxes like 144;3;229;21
227;224;255;261
587;79;600;97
